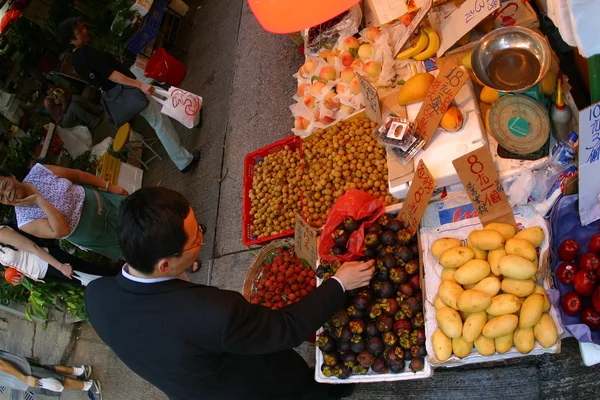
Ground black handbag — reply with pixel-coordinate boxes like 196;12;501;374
100;84;149;127
76;48;149;126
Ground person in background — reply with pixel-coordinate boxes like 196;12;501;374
0;224;117;287
57;17;200;174
85;187;374;399
0;349;101;399
0;164;127;262
43;83;103;129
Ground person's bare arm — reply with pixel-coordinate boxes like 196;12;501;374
0;359;38;387
0;227;72;278
44;165;127;195
19;195;72;239
108;70;154;95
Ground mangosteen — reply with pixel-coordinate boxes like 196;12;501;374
410;242;419;256
377;215;391;228
385;346;404;365
389;267;408;284
382;331;398;347
359;288;375;303
339;364;353;379
339;326;353;341
375;267;389;281
371;357;388;374
340;352;357;367
387;219;404;232
416;345;426;358
396;229;412;245
316;266;328;279
384;245;395;255
330;326;342;340
411;312;424;329
399;283;415;298
393;319;412;336
364;233;379;249
331;246;346;256
407;273;420;289
405;297;422;315
316;334;336;353
412;329;426;345
365;321;379;337
389;363;404;373
321;364;333;377
379;230;396;246
394;246;413;263
349;319;366;335
357;350;375;368
353;293;370;311
382;254;396;270
332;230;350;248
380;298;399;316
347;306;366;320
363;247;376;259
331;310;350;327
331;365;344;378
409;358;425;373
323;353;339;366
414;290;423;304
376;314;393;333
337;340;351;353
394;309;407;321
352;365;368;375
399;334;412;350
367;303;382;319
343;216;361;232
365;222;382;235
372;280;395;298
350;335;366;353
405;260;419;275
377;246;388;258
366;336;384;355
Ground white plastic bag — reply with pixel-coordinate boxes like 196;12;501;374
506;168;535;206
55;125;93;159
153;86;202;129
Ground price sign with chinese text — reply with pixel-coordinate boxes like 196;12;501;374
437;0;501;56
578;101;600;226
356;74;381;124
414;61;469;146
295;214;318;269
397;160;436;236
453;146;516;227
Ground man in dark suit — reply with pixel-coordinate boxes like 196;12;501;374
85;187;374;400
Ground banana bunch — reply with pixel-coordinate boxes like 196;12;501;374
396;28;440;61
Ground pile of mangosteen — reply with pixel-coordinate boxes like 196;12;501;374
316;214;425;379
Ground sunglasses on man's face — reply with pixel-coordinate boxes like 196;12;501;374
171;224;205;257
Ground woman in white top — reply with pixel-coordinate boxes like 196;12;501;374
0;225;117;287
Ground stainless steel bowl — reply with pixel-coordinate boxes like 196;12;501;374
472;27;551;93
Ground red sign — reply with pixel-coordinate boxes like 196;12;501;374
397;160;436;236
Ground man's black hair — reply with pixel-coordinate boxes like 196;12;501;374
117;187;190;275
57;17;81;47
0;169;10;178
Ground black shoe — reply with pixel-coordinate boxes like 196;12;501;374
87;380;102;400
181;150;200;174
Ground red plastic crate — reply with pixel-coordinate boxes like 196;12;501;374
242;135;303;247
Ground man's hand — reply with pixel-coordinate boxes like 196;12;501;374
139;83;155;96
333;260;375;291
24;375;38;388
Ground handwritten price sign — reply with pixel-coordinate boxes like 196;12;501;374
453;146;516;227
578;101;600;225
415;62;469;146
294;214;318;269
356;74;381;124
398;160;436;236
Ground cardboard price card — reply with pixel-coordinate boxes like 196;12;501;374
437;0;501;56
294;214;318;269
393;0;433;56
356;74;381;124
414;61;469;146
397;160;436;236
578;101;600;226
452;146;516;227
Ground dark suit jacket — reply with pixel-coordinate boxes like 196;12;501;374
85;272;345;400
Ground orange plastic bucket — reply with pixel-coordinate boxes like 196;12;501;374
145;48;186;86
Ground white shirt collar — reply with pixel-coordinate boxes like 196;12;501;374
121;264;177;284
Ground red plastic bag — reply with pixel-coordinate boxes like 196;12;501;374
318;190;385;262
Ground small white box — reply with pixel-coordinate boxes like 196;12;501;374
117;162;143;194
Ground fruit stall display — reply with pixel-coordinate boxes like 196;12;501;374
314;213;432;381
421;219;562;366
551;195;600;343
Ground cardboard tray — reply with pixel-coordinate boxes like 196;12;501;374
419;206;564;367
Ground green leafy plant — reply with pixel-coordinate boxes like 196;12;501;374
20;277;88;322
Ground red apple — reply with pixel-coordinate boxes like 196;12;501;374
558;239;579;261
573;270;597;297
581;307;600;330
556;261;578;285
590;234;600;254
594;286;600;313
579;252;600;272
562;291;583;316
